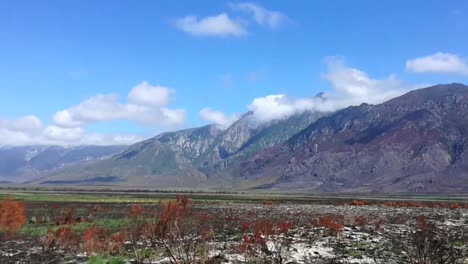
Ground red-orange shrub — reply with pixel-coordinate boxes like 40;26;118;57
0;196;27;235
354;215;368;227
82;226;106;254
108;230;127;254
45;226;78;251
241;220;293;250
317;215;344;236
129;205;145;219
351;200;367;206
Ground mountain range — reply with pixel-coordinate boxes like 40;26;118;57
7;83;468;193
0;145;126;183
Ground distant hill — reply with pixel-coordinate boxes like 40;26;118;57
31;83;468;193
0;145;127;183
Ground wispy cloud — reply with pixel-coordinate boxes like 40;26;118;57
229;2;289;29
406;52;468;75
174;13;247;37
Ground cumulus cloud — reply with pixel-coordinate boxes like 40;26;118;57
0;116;144;146
248;58;409;123
229;2;288;29
53;82;185;128
0;115;42;133
128;82;174;107
0;82;184;146
42;125;84;142
174;13;247;37
199;107;238;129
0;115;43;146
406;52;468;75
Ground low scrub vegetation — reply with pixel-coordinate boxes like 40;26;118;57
0;195;467;263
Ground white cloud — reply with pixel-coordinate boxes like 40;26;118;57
248;58;409;123
174;13;247;37
53;82;185;128
53;110;82;128
406;52;468;75
229;2;288;29
0;82;183;146
199;107;238;129
0;116;144;146
42;125;84;142
323;57;407;108
128;82;173;107
248;95;315;123
0;127;37;146
0;115;42;133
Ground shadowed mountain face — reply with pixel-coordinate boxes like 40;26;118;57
32;83;468;193
238;83;468;193
0;145;127;183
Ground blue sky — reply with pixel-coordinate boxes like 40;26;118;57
0;0;467;145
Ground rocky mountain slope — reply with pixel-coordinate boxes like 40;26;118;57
0;145;127;183
32;83;468;193
238;83;468;193
35;111;325;186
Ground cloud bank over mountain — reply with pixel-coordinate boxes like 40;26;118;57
199;108;238;129
246;58;410;124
